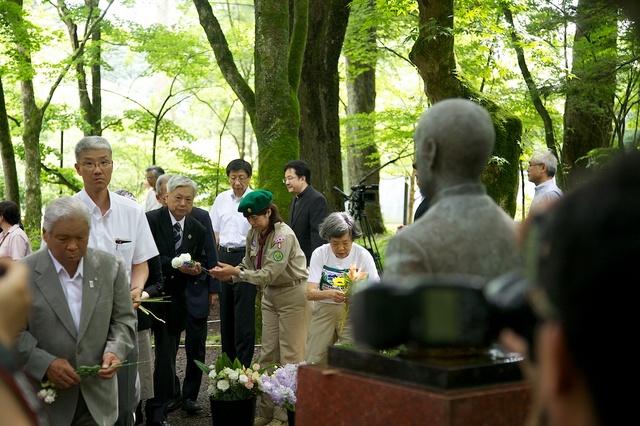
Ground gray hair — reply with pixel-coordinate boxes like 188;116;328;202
74;136;112;161
319;212;363;240
43;196;91;234
156;174;174;196
145;165;165;177
531;150;559;177
167;175;197;195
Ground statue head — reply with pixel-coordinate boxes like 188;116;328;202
414;99;495;198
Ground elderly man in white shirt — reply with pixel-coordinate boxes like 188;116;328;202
527;150;564;214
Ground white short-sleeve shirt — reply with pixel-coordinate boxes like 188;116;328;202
209;188;252;248
308;243;380;304
75;189;159;283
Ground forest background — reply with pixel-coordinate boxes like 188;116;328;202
0;0;638;253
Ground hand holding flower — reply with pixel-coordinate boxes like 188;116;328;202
98;352;121;379
179;261;202;276
329;289;347;304
46;358;81;390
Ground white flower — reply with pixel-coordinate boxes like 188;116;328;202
37;388;57;404
171;253;193;268
217;379;230;391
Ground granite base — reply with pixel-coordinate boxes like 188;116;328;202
296;364;530;426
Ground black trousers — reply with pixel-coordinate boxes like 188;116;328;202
218;249;258;367
145;320;180;424
174;314;208;401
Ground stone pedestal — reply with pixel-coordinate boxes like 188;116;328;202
296;347;531;426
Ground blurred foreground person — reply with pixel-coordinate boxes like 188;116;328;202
507;151;640;426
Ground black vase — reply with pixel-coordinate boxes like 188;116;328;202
286;408;295;426
210;396;257;426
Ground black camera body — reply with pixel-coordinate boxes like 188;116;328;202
351;272;536;351
350;184;379;204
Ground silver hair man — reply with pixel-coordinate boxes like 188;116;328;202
43;196;92;234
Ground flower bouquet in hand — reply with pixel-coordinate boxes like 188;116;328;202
171;253;195;268
334;263;368;333
171;253;214;278
195;353;274;401
261;361;306;412
38;363;126;404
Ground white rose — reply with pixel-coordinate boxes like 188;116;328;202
171;257;183;268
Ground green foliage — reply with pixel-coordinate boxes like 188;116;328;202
169;147;228;208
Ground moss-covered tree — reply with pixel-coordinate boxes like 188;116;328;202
410;0;522;216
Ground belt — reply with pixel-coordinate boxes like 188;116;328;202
219;246;246;253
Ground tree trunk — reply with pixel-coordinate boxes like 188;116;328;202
409;0;521;216
298;0;350;213
410;0;463;103
0;76;20;205
254;0;307;207
194;0;306;209
20;78;44;236
562;0;617;188
344;0;385;234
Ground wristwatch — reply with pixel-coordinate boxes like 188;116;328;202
238;269;246;280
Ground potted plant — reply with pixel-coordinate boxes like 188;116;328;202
195;353;273;426
261;361;306;426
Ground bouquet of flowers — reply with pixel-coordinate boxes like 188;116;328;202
171;253;214;278
261;361;306;412
38;363;125;404
195;353;273;401
171;253;195;268
334;263;368;333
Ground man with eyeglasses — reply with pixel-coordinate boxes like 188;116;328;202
283;160;328;266
208;159;256;368
72;136;159;426
527;150;563;215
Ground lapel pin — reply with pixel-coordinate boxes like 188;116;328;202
188;234;192;239
89;280;94;288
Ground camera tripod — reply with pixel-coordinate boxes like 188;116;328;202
333;186;384;275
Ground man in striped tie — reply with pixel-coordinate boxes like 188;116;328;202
144;176;207;426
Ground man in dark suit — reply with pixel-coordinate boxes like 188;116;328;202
154;174;219;415
144;176;206;426
283;160;329;265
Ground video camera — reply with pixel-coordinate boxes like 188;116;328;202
350;184;379;204
351;271;537;351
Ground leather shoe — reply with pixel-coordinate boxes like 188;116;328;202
182;399;203;414
166;397;181;414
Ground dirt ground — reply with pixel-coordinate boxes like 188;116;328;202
146;303;261;426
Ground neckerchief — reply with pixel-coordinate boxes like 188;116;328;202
256;225;275;269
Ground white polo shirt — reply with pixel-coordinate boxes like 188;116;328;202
209;188;253;249
75;189;159;283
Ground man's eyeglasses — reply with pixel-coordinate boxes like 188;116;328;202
81;160;113;170
282;176;298;184
229;176;248;183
